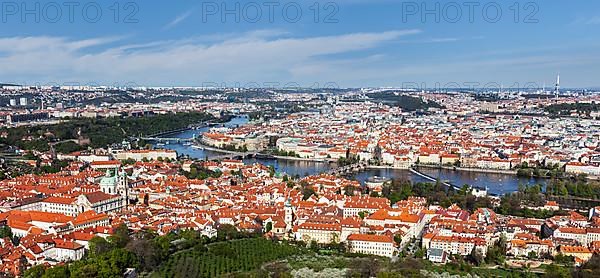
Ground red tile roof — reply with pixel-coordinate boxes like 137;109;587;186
347;234;394;243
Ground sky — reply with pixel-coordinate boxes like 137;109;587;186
0;0;599;88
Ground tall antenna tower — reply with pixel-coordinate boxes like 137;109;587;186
554;74;560;99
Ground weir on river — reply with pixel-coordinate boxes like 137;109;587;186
408;168;459;190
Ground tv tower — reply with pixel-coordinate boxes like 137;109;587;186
554;74;560;99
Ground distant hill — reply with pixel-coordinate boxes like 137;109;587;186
0;83;22;87
367;92;444;111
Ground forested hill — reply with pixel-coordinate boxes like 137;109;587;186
544;102;600;118
366;92;444;111
0;112;216;153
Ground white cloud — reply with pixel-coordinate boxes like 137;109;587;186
163;10;194;30
3;29;596;87
0;29;420;86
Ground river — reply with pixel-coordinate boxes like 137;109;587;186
155;116;546;196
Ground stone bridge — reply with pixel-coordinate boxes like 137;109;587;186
326;161;369;176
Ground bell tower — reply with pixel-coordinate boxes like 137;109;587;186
284;198;293;232
116;168;129;207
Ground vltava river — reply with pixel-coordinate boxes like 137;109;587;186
156;116;545;196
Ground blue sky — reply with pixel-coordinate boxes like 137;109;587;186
1;0;599;88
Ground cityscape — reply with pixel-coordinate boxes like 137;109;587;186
1;1;600;278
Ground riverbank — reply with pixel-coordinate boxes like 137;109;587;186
367;164;519;176
193;142;335;163
367;164;517;176
270;155;335;163
367;165;409;170
416;164;600;181
192;143;244;155
416;164;519;175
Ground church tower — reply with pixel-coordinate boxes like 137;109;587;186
117;168;129;207
284;198;293;232
99;167;130;207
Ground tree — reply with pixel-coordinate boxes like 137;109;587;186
54;141;84;154
330;233;339;244
393;234;403;245
458;184;470;196
69;262;99;277
268;166;275;177
153;235;172;262
393;258;424;277
263;262;291;278
189;167;198;177
309;240;319;252
286;181;295;188
498;234;507;252
265;222;273;233
89;236;113;257
41;265;69;278
543;264;571;278
343;185;356;196
23;265;45;278
470;248;484;266
108;224;130;248
126;237;161;272
349;258;380;278
485;244;505;265
301;186;315;200
0;226;12;239
528;251;537;260
217;224;239;241
575;254;600;277
91;248;138;277
554;254;575;265
414;248;425;259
